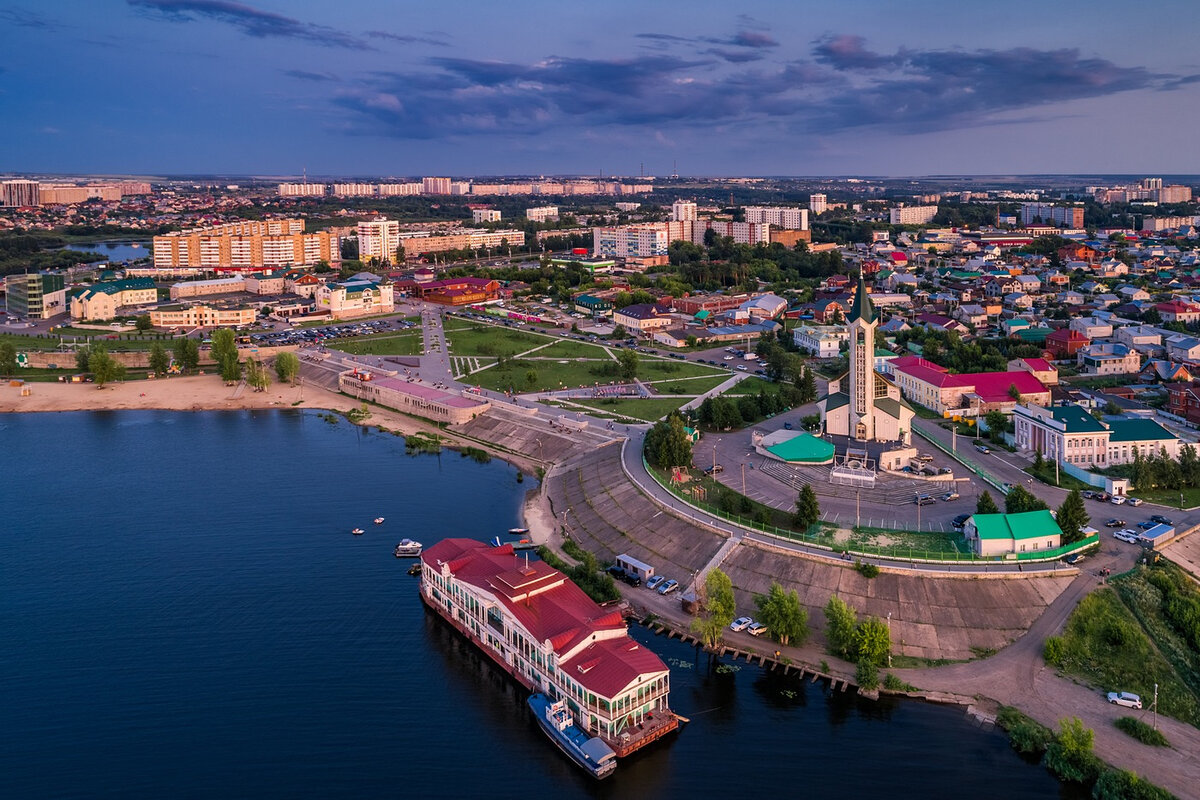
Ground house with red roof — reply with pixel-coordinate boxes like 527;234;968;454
419;539;677;757
891;357;1051;414
1156;300;1200;325
1046;328;1090;358
1008;357;1059;386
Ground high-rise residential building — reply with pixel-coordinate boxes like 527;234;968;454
472;208;501;223
670;200;697;222
592;225;671;259
5;272;66;319
526;206;559;223
1019;203;1084;229
331;183;377;197
378;182;422;196
118;181;153;195
278;183;327;197
1;179;40;207
357;218;402;263
615;202;641;212
809;193;827;215
153;219;338;270
888;205;939;225
398;228;526;256
1141;178;1164;191
745;206;808;230
422;177;453;195
1156;185;1193;204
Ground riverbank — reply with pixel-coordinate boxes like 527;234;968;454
0;375;548;476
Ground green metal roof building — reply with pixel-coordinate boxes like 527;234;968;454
966;510;1061;557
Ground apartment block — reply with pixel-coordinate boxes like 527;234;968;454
888;205;939;225
670;201;697;222
1020;203;1085;228
277;183;327;197
5;272;66;319
153;219;338;270
809;193;827;215
1;179;40;207
357;218;401;264
472;209;502;223
526;206;559;223
422;177;453;195
746;206;809;230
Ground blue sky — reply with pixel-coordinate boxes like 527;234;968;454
2;0;1198;177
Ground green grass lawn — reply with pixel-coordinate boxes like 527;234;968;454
572;396;689;422
1023;464;1093;491
467;357;612;392
1130;487;1200;509
1047;581;1200;727
637;358;727;381
329;332;424;356
644;375;730;395
848;526;971;556
724;376;784;396
0;332;164;351
538;338;614;359
445;324;553;357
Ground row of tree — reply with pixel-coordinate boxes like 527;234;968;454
824;595;893;689
689;568;811;650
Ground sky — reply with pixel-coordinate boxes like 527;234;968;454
2;0;1199;177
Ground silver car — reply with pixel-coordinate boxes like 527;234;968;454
1107;691;1142;709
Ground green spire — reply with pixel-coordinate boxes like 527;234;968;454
848;271;877;324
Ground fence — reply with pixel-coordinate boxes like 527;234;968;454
643;454;1093;566
1058;461;1108;489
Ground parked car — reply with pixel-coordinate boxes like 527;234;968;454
1151;514;1173;526
1114;530;1140;544
645;575;665;590
704;464;724;475
914;494;936;506
1107;692;1142;709
1127;497;1144;507
1065;552;1085;565
747;622;768;637
1104;518;1125;528
1082;490;1095;499
621;571;641;587
1137;520;1157;530
1110;495;1127;505
938;467;954;475
657;579;680;595
974;444;991;454
940;492;960;502
952;513;971;529
730;616;753;632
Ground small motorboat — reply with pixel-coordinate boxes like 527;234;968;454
508;527;530;536
352;528;365;536
374;517;385;525
407;562;422;576
394;539;423;557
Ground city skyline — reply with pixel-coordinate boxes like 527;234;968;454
2;1;1199;176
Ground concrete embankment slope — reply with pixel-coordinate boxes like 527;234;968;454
548;444;1075;664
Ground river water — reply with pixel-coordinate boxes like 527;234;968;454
0;410;1081;799
61;241;149;263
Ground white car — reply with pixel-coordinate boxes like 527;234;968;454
1114;530;1140;544
730;616;753;632
1127;497;1144;507
1110;496;1127;505
1107;691;1142;709
747;622;768;637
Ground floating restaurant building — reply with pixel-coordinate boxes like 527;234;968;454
420;539;678;757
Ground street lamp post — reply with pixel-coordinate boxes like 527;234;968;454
856;489;861;528
741;463;746;496
886;612;892;667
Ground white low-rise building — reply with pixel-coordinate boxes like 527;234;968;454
315;278;395;319
1013;403;1180;468
793;325;848;358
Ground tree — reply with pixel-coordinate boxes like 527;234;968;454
246;359;270;392
709;396;743;430
178;337;200;373
794;483;820;530
754;582;809;646
211;328;240;382
1055;489;1089;543
853;616;892;667
275;351;300;384
1005;485;1049;514
75;345;92;373
524;369;539;390
824;595;858;659
616;348;639;381
88;344;125;387
644;414;692;469
797;365;817;404
148;342;170;376
134;315;152;332
1033;449;1045;471
691;568;735;649
977;491;999;515
984;409;1008;443
0;341;16;378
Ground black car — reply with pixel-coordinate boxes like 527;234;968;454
1104;518;1125;528
1150;515;1174;526
952;514;971;528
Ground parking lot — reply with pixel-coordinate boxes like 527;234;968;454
247;316;418;349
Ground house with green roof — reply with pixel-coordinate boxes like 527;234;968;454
69;277;157;321
965;510;1062;557
1013;402;1180;469
753;429;835;465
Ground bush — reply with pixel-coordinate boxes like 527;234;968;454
1044;717;1102;785
855;660;879;690
1092;768;1177;800
1114;717;1169;747
854;560;880;579
996;707;1054;756
1043;635;1066;666
882;673;916;692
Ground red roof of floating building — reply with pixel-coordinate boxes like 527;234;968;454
422;539;667;697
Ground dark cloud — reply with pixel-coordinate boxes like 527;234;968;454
637;29;778;50
332;34;1185;142
726;31;777;49
283;69;339;82
365;30;449;47
0;7;63;30
127;0;367;49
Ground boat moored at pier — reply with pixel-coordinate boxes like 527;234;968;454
528;693;617;779
419;539;679;762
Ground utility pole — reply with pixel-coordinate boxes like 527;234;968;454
741;462;746;496
856;489;861;528
886;612;892;667
1154;683;1159;730
713;443;718;473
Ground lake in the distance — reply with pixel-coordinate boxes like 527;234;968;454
62;241;149;262
0;410;1083;799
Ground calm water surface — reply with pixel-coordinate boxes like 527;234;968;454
61;241;149;262
0;410;1081;799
